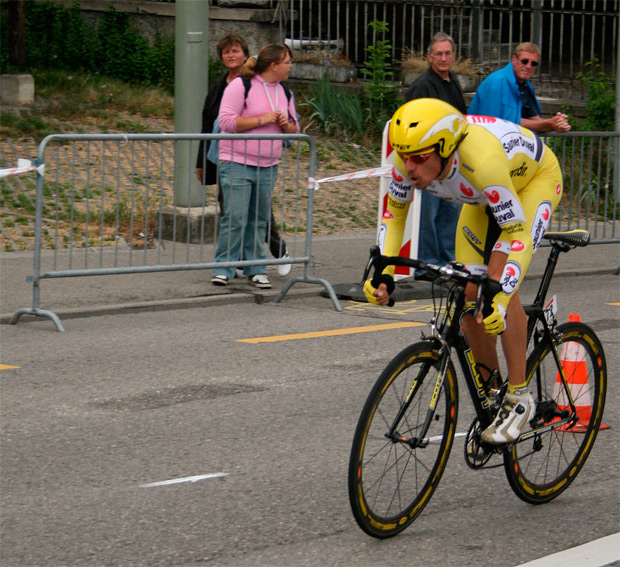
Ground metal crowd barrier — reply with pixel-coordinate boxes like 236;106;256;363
9;132;343;332
542;132;619;242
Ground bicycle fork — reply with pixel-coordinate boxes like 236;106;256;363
386;349;450;449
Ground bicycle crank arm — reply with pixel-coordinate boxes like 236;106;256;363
515;415;578;444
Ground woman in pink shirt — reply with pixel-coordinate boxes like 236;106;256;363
212;44;299;289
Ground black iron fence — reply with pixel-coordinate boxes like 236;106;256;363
284;0;618;98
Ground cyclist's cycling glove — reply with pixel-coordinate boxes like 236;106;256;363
363;274;395;305
483;293;509;335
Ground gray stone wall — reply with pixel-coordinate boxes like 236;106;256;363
32;0;283;59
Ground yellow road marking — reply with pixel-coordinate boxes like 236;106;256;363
238;321;424;344
0;364;21;370
607;302;620;306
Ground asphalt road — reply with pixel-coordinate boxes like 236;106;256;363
1;272;618;567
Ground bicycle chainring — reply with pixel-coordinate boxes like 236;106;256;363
464;418;494;469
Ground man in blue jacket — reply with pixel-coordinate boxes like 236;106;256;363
468;42;571;133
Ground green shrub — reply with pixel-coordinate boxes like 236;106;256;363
301;74;365;139
0;1;175;92
360;21;400;132
577;58;615;131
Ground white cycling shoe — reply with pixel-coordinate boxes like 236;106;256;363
480;393;535;444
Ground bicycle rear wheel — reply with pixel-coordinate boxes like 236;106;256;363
505;321;607;504
348;341;458;538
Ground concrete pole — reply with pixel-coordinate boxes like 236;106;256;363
615;16;619;201
174;0;210;207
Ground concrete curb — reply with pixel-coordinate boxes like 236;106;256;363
3;266;614;327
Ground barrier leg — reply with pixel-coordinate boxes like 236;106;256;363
274;276;343;312
10;308;65;332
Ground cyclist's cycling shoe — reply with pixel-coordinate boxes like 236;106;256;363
481;393;534;444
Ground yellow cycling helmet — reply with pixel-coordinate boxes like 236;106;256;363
389;98;467;158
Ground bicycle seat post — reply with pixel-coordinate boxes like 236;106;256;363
531;242;563;309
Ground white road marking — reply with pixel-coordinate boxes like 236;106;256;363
139;473;229;488
514;532;620;567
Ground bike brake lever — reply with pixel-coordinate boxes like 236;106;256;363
481;279;503;318
362;246;395;307
360;246;380;285
473;283;484;319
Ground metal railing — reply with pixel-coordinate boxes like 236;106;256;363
284;0;618;98
9;132;343;331
543;131;619;241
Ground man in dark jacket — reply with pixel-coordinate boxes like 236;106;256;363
404;32;466;278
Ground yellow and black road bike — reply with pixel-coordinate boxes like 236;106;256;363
348;230;607;538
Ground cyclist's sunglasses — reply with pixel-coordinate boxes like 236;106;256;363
396;148;435;164
519;58;539;67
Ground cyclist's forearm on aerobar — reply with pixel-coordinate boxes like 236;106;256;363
381;194;410;276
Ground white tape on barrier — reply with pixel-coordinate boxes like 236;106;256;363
311;165;391;190
0;159;44;178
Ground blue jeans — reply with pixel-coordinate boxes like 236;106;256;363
417;191;461;267
213;161;278;278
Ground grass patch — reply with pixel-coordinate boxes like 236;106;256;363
34;69;174;118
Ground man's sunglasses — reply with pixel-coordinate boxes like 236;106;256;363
397;150;434;164
519;58;539;67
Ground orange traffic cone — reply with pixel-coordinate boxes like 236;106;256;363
553;313;610;432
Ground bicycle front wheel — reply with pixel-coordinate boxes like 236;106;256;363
348;341;458;538
505;321;607;504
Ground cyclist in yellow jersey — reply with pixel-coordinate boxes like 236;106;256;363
365;98;563;444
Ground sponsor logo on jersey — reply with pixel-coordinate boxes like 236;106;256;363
388;197;407;210
506;222;524;234
464;226;482;245
502;135;536;155
483;185;526;225
556;183;562;195
484;189;500;203
500;261;522;295
511;240;525;252
531;201;552;250
382;210;394;220
468;115;497;124
392;166;404;182
510;162;528;178
388;178;412;201
460;182;474;197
